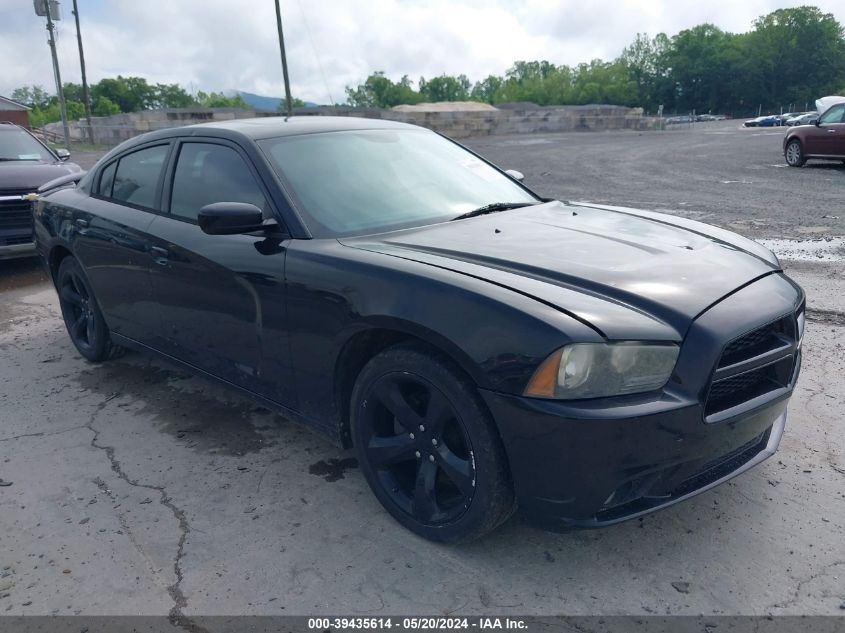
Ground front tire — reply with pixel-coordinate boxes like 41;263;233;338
350;344;515;542
785;139;805;167
56;257;120;362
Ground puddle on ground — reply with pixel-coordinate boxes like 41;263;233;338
755;237;845;263
308;458;359;482
75;360;282;456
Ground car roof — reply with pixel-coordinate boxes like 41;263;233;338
107;116;428;156
178;115;421;140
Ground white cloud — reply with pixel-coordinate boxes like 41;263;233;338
1;0;843;103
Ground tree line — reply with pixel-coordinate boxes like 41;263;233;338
346;6;845;115
10;76;260;128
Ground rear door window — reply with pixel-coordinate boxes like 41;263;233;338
110;145;169;209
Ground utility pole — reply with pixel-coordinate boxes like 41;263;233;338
71;0;94;145
42;2;71;148
273;0;293;118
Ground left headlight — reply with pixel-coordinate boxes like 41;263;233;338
524;342;679;400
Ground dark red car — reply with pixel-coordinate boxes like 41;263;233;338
783;102;845;166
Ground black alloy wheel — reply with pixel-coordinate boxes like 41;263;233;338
351;344;514;542
56;257;118;362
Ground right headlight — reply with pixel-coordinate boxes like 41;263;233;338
524;342;679;400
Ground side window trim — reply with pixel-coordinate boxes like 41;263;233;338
97;160;117;198
162;137;285;231
91;141;174;214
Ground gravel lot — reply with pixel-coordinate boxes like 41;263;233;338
467;119;845;240
1;122;843;622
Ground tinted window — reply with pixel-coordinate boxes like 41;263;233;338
820;105;845;124
258;129;537;238
98;161;117;197
170;143;268;221
111;145;168;209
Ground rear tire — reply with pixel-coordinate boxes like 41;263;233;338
785;139;805;167
350;343;515;543
56;257;121;362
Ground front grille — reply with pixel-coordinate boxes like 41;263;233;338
595;428;772;522
720;315;794;367
0;189;35;245
704;311;799;419
672;429;769;498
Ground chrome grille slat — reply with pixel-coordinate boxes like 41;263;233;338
0;191;35;245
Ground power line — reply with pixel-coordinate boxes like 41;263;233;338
295;0;335;105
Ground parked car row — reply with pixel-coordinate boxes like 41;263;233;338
664;114;727;124
744;112;819;127
784;112;818;126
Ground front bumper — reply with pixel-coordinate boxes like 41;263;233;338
481;388;789;529
483;271;804;530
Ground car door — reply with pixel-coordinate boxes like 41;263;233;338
73;142;171;344
803;104;845;155
145;138;296;406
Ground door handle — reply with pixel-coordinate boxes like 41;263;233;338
827;129;837;133
74;218;89;230
150;246;169;265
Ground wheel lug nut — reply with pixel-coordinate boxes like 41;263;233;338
419;425;425;431
415;451;421;458
431;439;437;446
428;454;435;462
409;433;415;439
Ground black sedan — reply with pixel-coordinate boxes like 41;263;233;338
34;117;804;542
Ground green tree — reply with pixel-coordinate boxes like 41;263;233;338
195;91;249;108
470;75;503;104
92;95;121;117
345;72;423;108
10;85;52;108
152;83;196;108
743;6;845;112
418;74;471;102
91;76;155;112
276;96;307;112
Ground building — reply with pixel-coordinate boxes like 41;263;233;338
0;95;31;128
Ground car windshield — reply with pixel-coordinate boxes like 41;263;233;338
0;126;54;161
258;128;538;237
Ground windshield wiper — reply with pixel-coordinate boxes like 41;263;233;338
450;201;539;222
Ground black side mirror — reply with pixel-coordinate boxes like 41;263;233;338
55;148;71;161
198;202;266;235
814;118;821;126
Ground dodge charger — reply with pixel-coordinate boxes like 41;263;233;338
33;117;804;542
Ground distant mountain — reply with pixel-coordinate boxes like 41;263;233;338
227;90;320;110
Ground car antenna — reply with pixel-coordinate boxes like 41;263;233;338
274;0;294;121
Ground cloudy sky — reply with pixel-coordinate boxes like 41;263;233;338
1;0;844;104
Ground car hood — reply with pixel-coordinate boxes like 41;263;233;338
340;201;780;339
0;161;82;191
